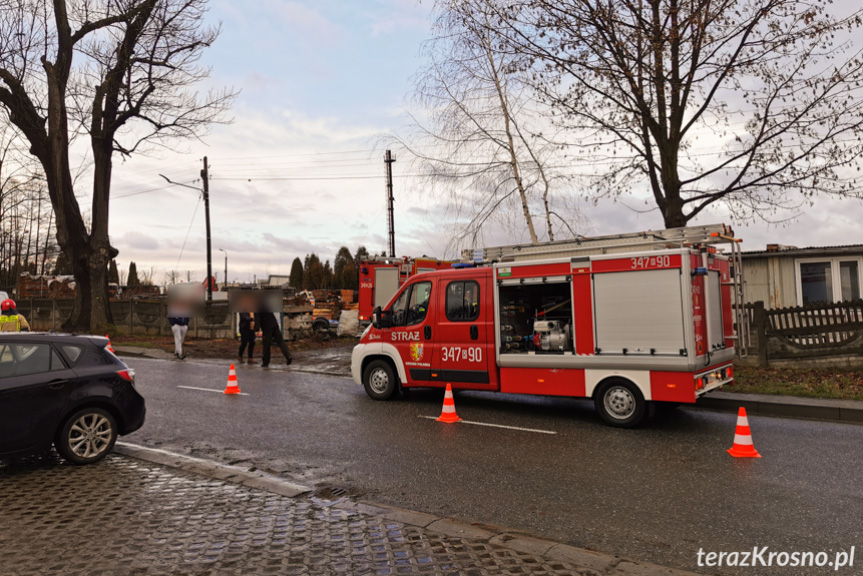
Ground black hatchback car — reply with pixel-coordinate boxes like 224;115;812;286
0;333;145;465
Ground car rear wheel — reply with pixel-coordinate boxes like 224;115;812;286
594;379;646;428
56;407;118;465
363;359;397;400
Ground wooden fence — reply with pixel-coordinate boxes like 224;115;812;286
744;300;863;367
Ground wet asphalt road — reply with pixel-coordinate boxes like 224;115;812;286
124;357;863;575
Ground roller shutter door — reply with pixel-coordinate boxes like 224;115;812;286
594;269;685;355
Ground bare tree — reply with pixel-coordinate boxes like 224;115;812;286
0;118;59;290
0;0;234;330
393;0;582;248
480;0;863;228
138;265;155;286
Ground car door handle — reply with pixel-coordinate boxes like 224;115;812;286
470;325;478;340
47;379;69;389
424;325;432;340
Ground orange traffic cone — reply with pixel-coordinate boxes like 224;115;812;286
436;383;461;423
727;407;761;458
105;335;115;354
224;364;241;395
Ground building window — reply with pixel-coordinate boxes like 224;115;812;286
796;258;862;305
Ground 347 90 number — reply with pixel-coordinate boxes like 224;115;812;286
441;346;482;363
630;255;672;269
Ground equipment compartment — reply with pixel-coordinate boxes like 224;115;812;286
498;281;573;354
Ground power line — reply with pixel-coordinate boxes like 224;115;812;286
210;149;375;161
175;194;202;272
112;183;178;199
211;175;394;181
113;159;200;179
212;159;378;168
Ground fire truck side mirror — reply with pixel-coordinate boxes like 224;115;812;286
372;306;391;329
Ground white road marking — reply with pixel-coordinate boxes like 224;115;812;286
178;385;249;396
418;415;556;435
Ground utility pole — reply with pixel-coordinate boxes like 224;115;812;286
219;248;228;287
384;150;396;258
201;156;213;301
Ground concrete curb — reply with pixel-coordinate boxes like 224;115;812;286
115;347;353;378
114;346;175;361
114;442;311;498
114;442;701;576
692;391;863;424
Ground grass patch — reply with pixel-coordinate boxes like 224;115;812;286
732;365;863;400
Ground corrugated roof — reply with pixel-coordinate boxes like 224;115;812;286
743;244;863;257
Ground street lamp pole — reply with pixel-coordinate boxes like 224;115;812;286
160;167;213;301
219;249;228;287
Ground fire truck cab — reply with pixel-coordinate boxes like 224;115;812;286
351;224;747;427
358;257;454;323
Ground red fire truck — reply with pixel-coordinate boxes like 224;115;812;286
351;224;748;427
358;257;454;323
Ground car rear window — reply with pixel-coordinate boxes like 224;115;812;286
61;345;83;364
80;342;117;366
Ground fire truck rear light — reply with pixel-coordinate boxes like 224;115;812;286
431;373;438;378
666;384;676;389
537;378;545;383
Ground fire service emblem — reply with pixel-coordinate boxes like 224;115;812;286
410;342;424;362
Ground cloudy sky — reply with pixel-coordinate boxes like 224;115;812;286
103;0;863;284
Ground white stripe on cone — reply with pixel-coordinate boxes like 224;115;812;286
733;434;753;445
441;404;456;414
737;415;750;426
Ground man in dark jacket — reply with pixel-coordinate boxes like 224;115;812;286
257;307;292;368
238;311;256;364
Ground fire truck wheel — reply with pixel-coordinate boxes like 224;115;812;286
363;360;397;400
594;379;646;428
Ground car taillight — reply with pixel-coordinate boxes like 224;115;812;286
117;369;135;383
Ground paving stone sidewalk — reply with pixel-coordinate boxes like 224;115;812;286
0;453;629;576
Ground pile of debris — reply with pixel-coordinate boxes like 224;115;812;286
341;290;359;312
280;289;361;338
310;289;343;321
17;273;76;299
119;285;162;299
